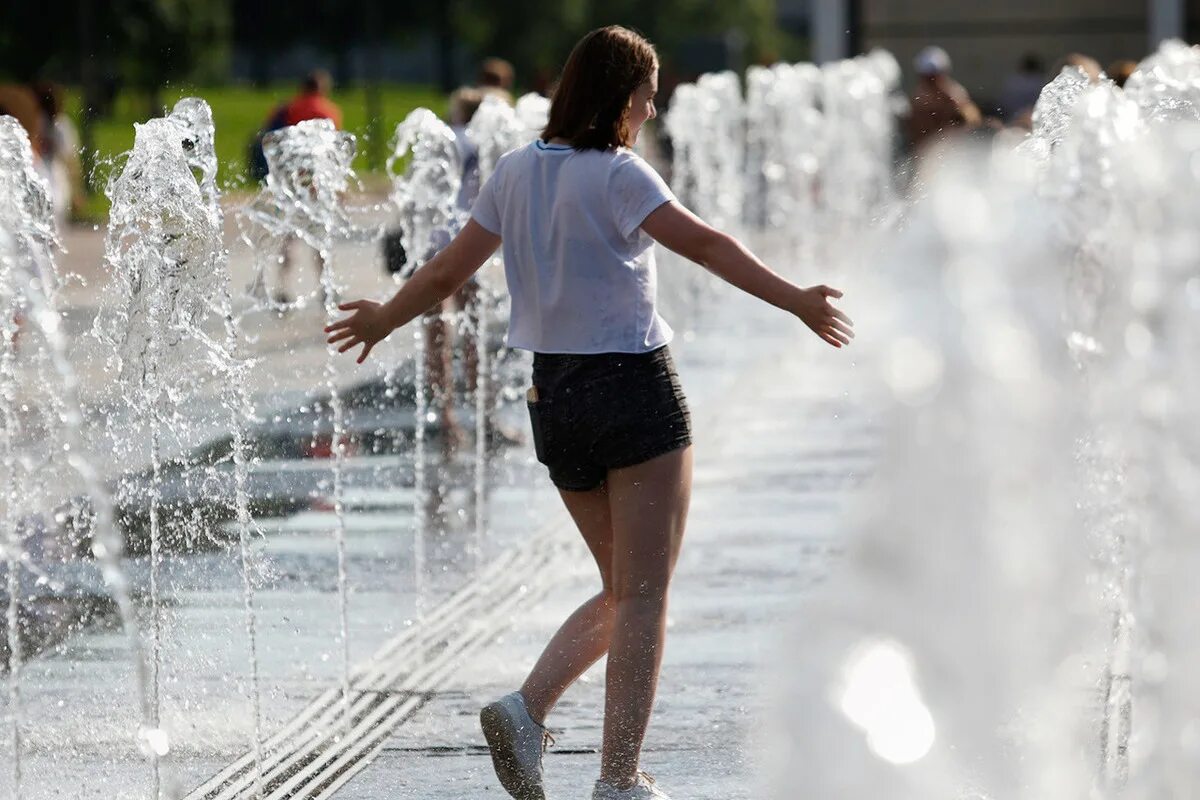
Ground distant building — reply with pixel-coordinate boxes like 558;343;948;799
811;1;1194;107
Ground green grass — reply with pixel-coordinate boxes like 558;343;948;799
66;84;448;219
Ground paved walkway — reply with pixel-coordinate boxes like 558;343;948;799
335;318;875;799
14;214;876;799
56;198;421;428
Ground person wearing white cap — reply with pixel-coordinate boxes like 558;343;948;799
907;45;982;154
914;45;952;77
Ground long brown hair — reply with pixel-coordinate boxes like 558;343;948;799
541;26;658;151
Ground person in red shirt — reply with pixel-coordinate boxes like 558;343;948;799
268;70;344;306
284;69;343;128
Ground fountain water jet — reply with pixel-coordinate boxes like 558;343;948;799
93;105;240;797
166;97;266;797
0;116;152;796
465;94;524;561
768;39;1200;799
388;108;464;608
0;219;25;800
240;118;358;734
769;148;1100;800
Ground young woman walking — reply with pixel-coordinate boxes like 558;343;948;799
325;25;853;800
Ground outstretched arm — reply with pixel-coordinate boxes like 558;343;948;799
325;219;501;362
640;201;853;348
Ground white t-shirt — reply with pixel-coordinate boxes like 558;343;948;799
470;140;676;354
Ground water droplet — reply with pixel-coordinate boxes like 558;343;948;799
137;726;171;757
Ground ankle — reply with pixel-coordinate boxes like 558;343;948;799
515;689;548;727
598;772;637;791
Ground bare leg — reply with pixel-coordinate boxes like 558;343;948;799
519;485;616;724
600;447;692;788
423;304;462;454
456;282;480;390
275;235;294;303
315;247;335;305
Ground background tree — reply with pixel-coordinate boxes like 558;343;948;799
454;0;780;90
116;0;232;114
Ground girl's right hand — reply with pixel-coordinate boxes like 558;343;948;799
324;300;392;363
793;285;854;348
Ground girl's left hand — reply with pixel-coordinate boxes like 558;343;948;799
793;285;854;348
324;300;391;363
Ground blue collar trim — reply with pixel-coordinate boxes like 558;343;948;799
536;140;573;151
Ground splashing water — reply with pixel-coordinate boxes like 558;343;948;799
1020;65;1097;165
464;95;525;563
165;97;266;796
0;120;60;303
389;109;464;272
664;72;745;236
1016;52;1198;791
1124;39;1200;123
819;50;901;233
0;191;29;800
0;117;152;797
167;98;219;206
93;105;240;798
770;37;1200;799
514;93;551;140
468;94;524;181
389;108;463;611
771;148;1100;800
240;118;358;734
745;62;824;237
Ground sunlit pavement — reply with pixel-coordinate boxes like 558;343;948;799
337;303;876;798
16;221;876;799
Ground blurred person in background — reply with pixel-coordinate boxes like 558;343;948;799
478;57;516;103
0;84;46;337
422;85;488;451
31;81;83;223
1054;52;1104;83
0;84;44;160
250;70;344;306
999;53;1046;130
907;46;982;154
283;69;343;128
1109;59;1138;88
250;69;344;181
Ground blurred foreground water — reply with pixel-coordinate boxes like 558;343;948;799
770;41;1200;800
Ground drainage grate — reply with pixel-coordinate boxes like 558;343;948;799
185;525;570;800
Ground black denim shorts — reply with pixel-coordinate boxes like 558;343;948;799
527;345;692;492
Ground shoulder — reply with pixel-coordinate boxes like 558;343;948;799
482;142;532;190
492;142;530;174
603;148;654;176
943;79;973;104
606;149;669;187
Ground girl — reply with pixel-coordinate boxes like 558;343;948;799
325;25;853;800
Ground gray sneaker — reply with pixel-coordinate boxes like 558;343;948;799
480;691;553;800
592;772;672;799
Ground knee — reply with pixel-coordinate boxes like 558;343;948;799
597;582;617;608
610;574;670;608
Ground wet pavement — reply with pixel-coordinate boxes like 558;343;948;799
6;213;878;799
335;320;875;799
